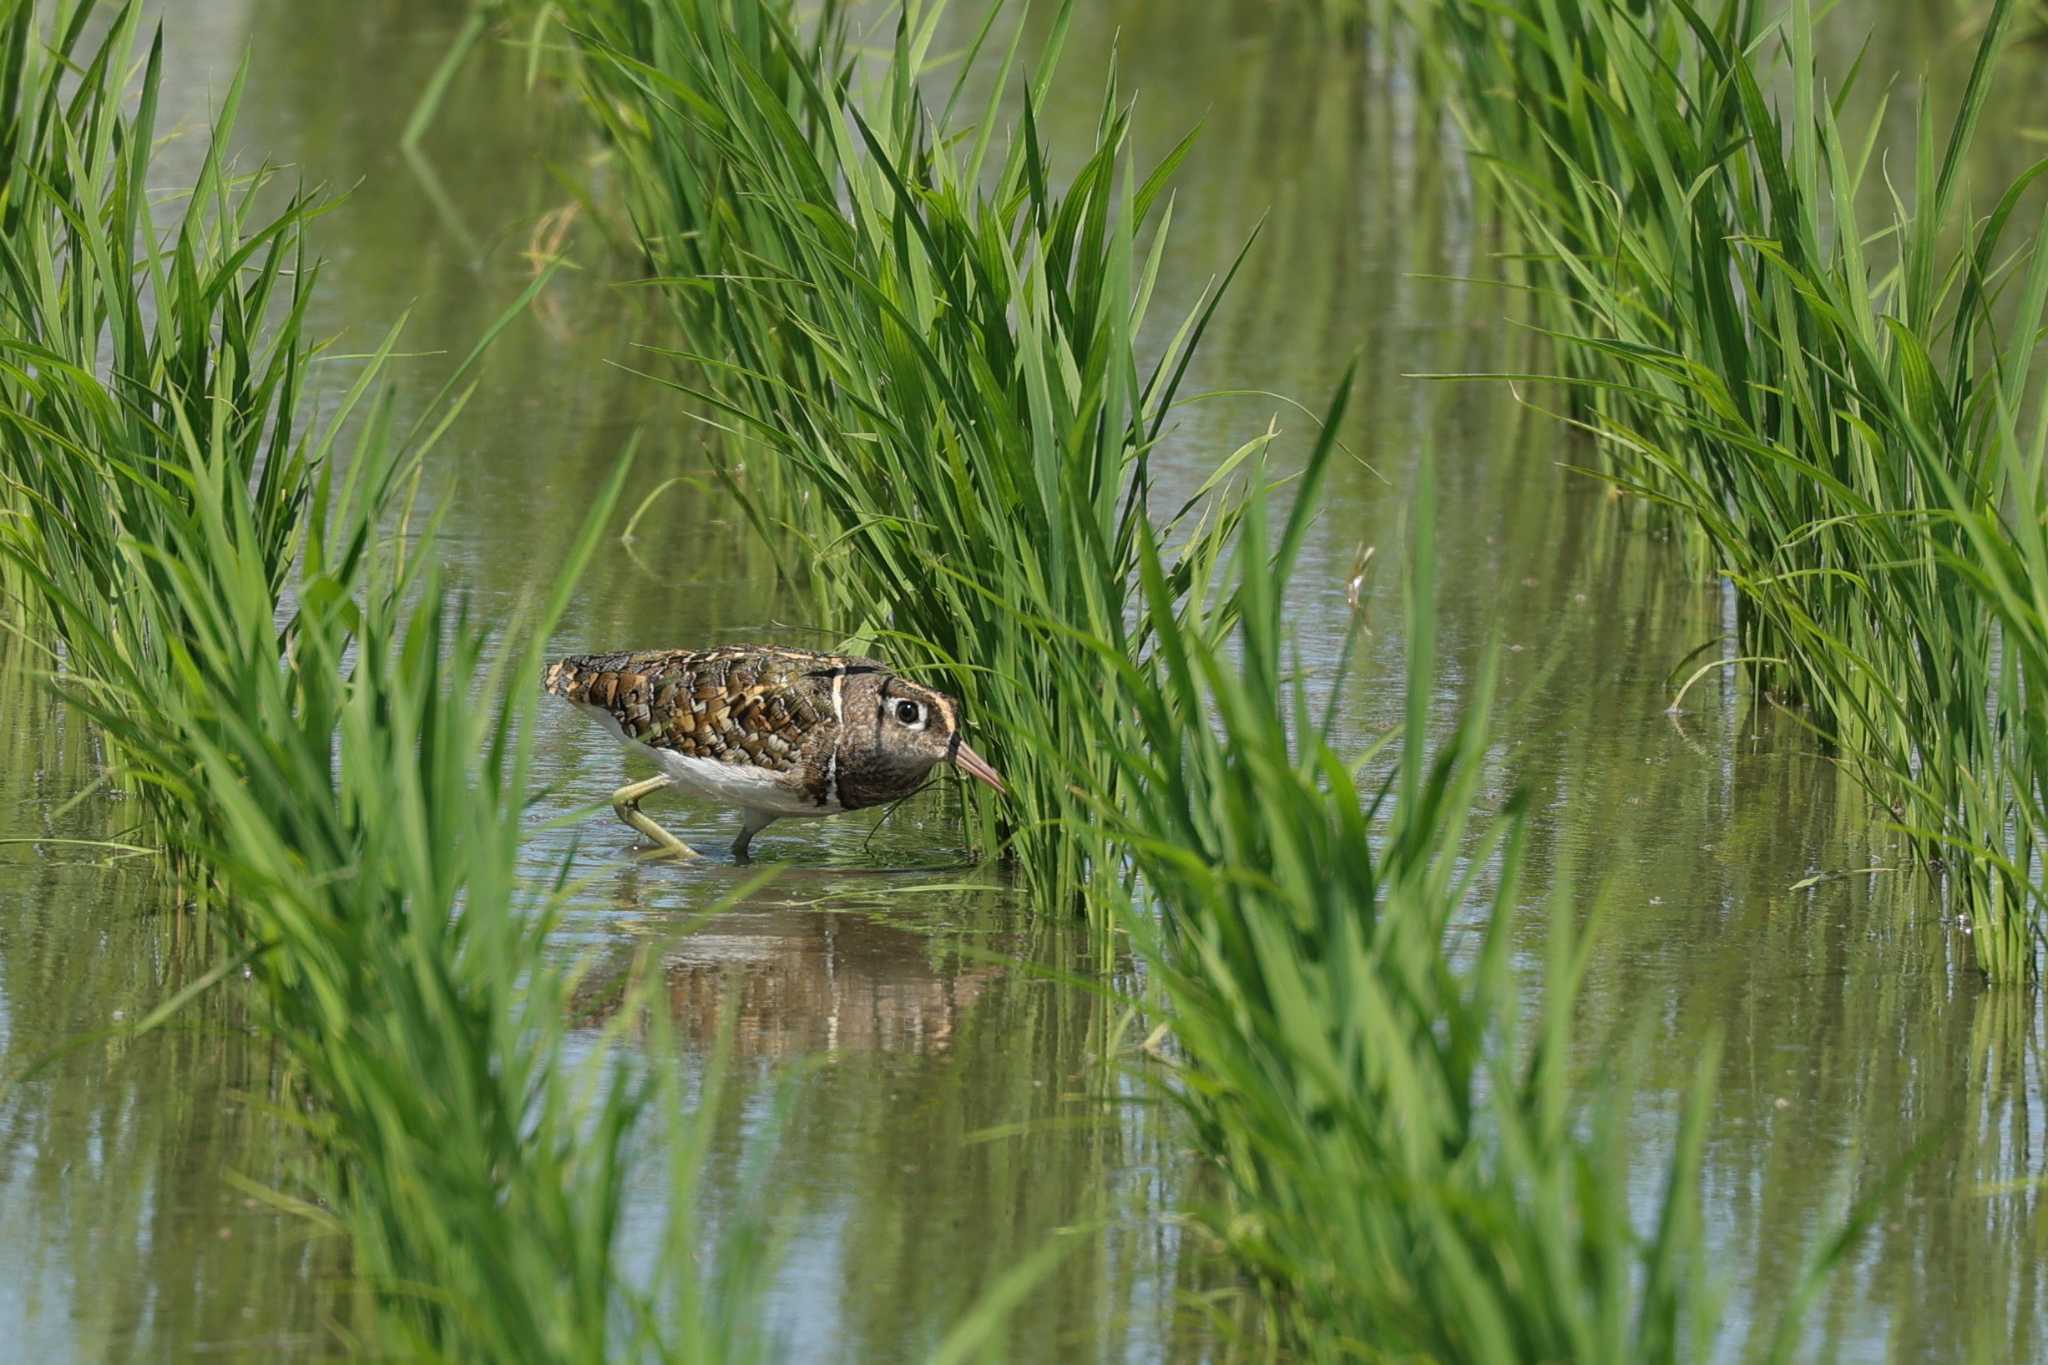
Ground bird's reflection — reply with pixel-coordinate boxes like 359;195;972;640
569;860;1018;1058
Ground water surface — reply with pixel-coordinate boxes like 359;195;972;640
3;3;2046;1360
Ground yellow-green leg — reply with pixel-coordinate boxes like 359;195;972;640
611;774;699;859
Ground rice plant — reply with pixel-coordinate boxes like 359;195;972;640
158;446;788;1363
561;0;852;538
1080;394;1848;1360
0;4;791;1356
0;0;323;871
1413;0;2048;980
1404;0;1764;509
566;0;1255;910
31;335;786;1358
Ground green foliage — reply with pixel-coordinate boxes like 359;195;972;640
1089;392;1764;1361
1413;0;2048;980
154;443;783;1363
0;2;320;869
566;0;1255;911
0;0;1860;1357
0;4;782;1357
1408;0;1765;502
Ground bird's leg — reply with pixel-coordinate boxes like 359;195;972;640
611;774;699;859
732;809;780;863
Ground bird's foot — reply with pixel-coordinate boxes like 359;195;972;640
628;808;700;860
610;775;698;859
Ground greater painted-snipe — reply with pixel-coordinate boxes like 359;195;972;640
544;645;1006;859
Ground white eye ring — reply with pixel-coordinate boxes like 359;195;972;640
893;699;926;730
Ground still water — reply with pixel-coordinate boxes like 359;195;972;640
2;2;2045;1360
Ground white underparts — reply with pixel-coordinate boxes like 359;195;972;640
574;703;833;818
823;669;845;810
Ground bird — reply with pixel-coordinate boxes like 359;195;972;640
543;644;1007;860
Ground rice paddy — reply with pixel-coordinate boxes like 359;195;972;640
2;0;2046;1361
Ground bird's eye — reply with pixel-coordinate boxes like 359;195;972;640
895;700;924;727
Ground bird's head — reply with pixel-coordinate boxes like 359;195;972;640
833;668;1006;808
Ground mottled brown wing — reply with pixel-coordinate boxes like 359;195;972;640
543;645;880;778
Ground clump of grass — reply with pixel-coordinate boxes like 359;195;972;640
0;4;787;1357
0;2;321;872
1091;394;1751;1360
1405;0;1763;510
567;0;1255;909
563;0;852;533
59;363;787;1359
1415;0;2048;980
156;443;787;1362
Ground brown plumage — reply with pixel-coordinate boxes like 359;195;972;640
544;645;1005;859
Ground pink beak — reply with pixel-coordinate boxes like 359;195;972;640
950;740;1008;797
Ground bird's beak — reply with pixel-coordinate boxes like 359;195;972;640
950;740;1008;797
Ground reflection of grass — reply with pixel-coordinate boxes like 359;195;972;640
402;1;572;148
568;0;1259;912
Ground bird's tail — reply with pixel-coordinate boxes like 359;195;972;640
542;654;621;704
